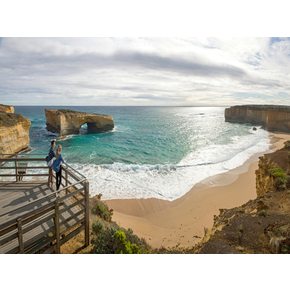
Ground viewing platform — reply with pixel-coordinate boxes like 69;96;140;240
0;155;90;254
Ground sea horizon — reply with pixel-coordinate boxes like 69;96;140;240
13;104;230;107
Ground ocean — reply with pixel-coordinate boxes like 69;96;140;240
16;106;270;200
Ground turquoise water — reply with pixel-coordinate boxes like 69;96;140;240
16;106;270;200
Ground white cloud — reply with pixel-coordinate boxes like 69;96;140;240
0;37;290;106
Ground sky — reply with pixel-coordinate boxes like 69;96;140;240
0;37;290;106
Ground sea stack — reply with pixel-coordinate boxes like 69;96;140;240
45;109;114;136
0;104;31;157
225;105;290;133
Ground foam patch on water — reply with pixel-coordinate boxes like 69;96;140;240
71;127;270;201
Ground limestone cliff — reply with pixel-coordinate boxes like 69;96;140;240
0;112;31;157
45;109;114;136
196;142;290;254
0;104;15;113
225;105;290;133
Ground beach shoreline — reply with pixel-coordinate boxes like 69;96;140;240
106;132;290;249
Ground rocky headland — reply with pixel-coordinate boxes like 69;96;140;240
225;105;290;133
196;141;290;254
0;104;31;157
45;109;114;136
206;105;290;253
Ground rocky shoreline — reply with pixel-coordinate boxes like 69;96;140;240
196;141;290;253
0;104;115;156
0;104;31;157
225;105;290;133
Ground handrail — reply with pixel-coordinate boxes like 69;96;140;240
0;156;87;220
0;167;48;170
0;153;45;156
63;162;86;179
0;159;86;179
0;158;45;162
0;156;48;182
0;178;87;220
0;155;90;253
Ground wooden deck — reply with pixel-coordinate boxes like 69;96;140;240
0;156;90;254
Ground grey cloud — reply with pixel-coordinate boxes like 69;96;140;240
110;51;247;78
241;76;284;89
0;48;247;79
133;94;181;101
1;38;290;106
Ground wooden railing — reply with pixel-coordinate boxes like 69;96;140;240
0;156;50;182
0;155;90;253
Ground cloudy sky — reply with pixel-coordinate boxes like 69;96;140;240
0;37;290;106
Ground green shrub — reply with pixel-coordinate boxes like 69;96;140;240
91;199;113;222
91;220;117;254
269;167;288;190
113;230;142;254
91;220;149;254
92;220;104;233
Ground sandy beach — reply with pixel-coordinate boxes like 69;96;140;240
106;132;290;249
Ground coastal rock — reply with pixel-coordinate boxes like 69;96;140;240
225;105;290;133
0;112;31;157
45;109;114;136
0;104;15;113
255;156;277;196
256;145;290;196
195;142;290;254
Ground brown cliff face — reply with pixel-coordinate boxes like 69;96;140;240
256;146;290;196
225;105;290;133
255;156;277;197
196;142;290;254
0;104;15;113
0;112;31;157
45;109;114;136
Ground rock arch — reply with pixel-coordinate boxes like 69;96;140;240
45;109;114;136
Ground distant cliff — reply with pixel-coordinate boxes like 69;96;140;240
225;105;290;133
0;109;31;157
196;142;290;254
45;109;114;136
0;104;14;113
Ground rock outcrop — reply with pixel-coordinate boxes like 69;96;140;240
0;111;31;157
0;104;15;113
45;109;114;136
195;142;290;254
225;105;290;133
256;145;290;196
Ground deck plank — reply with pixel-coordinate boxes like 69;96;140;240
0;181;84;253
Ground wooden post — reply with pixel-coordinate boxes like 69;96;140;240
15;159;18;182
47;167;50;187
65;168;68;195
17;218;24;253
54;198;60;254
84;181;90;247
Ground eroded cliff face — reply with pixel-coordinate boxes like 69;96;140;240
0;104;15;113
196;142;290;254
225;105;290;133
255;156;277;197
0;112;31;157
256;146;290;196
45;109;114;136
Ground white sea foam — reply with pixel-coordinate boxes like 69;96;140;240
71;127;270;201
58;134;75;141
